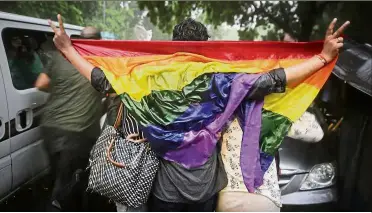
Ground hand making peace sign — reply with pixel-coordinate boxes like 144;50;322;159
320;18;350;62
48;14;72;54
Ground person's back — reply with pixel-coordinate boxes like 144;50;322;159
41;51;102;136
148;19;227;212
46;14;349;212
36;27;103;211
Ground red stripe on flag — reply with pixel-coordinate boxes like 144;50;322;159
72;40;324;61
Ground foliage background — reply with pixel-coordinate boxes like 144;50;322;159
1;1;371;43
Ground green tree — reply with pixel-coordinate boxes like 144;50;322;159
0;1;172;40
3;1;370;43
0;1;98;26
84;1;139;39
138;1;349;41
86;1;172;40
0;1;136;39
320;2;372;44
194;10;238;40
142;13;171;40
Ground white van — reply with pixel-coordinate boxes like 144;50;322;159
0;12;89;202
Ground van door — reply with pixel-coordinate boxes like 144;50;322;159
0;63;11;199
0;19;81;191
0;22;50;189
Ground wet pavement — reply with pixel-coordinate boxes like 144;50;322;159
0;174;116;212
0;173;335;212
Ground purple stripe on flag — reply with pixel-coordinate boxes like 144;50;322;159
240;100;265;192
163;74;262;170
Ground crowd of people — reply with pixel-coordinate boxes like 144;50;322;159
36;14;349;212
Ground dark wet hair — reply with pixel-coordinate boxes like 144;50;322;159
172;18;210;41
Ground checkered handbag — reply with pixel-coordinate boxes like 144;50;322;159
87;103;159;208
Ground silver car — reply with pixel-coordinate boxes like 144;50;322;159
279;135;337;210
280;38;372;211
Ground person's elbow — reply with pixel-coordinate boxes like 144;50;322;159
35;73;50;92
35;83;48;91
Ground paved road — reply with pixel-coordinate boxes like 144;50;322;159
1;174;335;212
0;174;115;212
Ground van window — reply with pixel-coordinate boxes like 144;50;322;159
2;28;55;90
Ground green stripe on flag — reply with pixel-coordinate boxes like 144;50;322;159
260;109;292;155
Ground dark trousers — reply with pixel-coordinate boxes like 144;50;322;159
42;127;96;211
149;195;218;212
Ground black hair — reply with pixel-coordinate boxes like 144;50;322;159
16;37;35;63
172;18;210;41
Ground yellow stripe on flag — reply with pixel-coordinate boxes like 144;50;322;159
98;58;312;101
263;83;320;122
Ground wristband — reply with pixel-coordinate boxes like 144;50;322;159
315;54;328;66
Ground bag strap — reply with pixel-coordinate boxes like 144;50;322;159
106;102;125;167
107;137;125;168
113;102;123;130
106;102;143;168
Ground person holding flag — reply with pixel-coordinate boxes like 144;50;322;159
48;14;348;211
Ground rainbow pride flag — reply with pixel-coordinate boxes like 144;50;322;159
72;40;336;192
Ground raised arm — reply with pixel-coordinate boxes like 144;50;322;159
284;18;350;85
247;18;350;100
49;15;94;81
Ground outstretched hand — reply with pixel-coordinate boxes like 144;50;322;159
321;18;350;62
48;14;72;53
